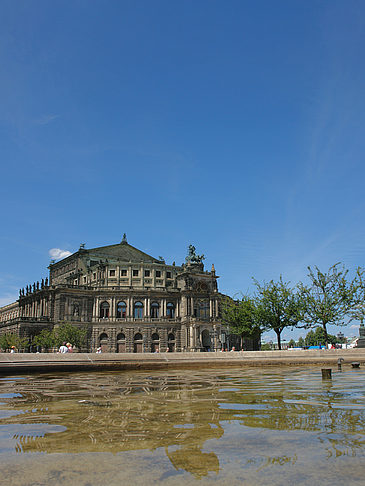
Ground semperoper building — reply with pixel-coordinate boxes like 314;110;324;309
0;236;230;352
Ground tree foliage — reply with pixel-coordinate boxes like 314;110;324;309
0;333;29;351
55;323;88;349
254;277;303;350
32;323;88;351
304;327;338;346
33;328;57;350
298;263;361;344
221;295;263;346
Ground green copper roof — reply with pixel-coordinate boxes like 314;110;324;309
85;241;161;263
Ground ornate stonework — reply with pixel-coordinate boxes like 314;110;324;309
0;240;226;353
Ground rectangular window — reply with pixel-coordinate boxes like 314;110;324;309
133;269;139;277
83;276;87;283
109;270;116;277
120;269;127;276
166;271;171;279
93;273;96;280
156;271;161;278
144;270;150;277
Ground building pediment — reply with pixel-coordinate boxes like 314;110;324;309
84;241;161;264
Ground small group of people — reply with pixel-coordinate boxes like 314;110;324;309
219;346;239;352
58;342;73;353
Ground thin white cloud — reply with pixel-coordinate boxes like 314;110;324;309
0;293;19;307
350;324;360;330
33;114;59;125
49;248;72;260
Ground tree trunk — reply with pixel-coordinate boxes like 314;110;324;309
323;323;329;347
275;330;282;350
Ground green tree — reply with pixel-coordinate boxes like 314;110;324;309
254;276;304;350
0;333;29;351
299;263;360;345
304;327;337;347
54;323;88;350
260;342;272;350
288;339;296;348
297;336;305;348
305;330;315;346
348;267;365;325
221;295;263;349
33;329;57;351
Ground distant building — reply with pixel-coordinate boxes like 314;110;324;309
0;237;228;352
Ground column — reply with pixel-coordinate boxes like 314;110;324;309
190;324;194;349
180;295;187;318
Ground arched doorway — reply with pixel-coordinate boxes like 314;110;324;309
99;332;109;353
117;332;126;353
134;332;143;353
168;333;175;352
201;329;211;351
151;332;159;352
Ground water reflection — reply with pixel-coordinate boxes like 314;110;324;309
0;368;364;480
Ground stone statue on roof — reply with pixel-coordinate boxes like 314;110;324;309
185;245;205;264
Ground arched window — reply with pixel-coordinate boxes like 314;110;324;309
134;333;143;340
134;301;143;319
151;333;159;341
117;301;127;318
194;300;209;318
150;302;159;318
117;332;126;341
167;302;175;318
100;301;110;318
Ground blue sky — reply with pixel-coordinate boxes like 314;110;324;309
1;0;365;341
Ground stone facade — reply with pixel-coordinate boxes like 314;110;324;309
0;238;229;352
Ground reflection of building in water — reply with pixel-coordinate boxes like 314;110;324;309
4;374;225;478
2;370;365;475
0;238;259;352
167;446;219;478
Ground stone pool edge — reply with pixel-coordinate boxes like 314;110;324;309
0;349;365;374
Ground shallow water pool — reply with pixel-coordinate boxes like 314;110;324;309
0;366;364;485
